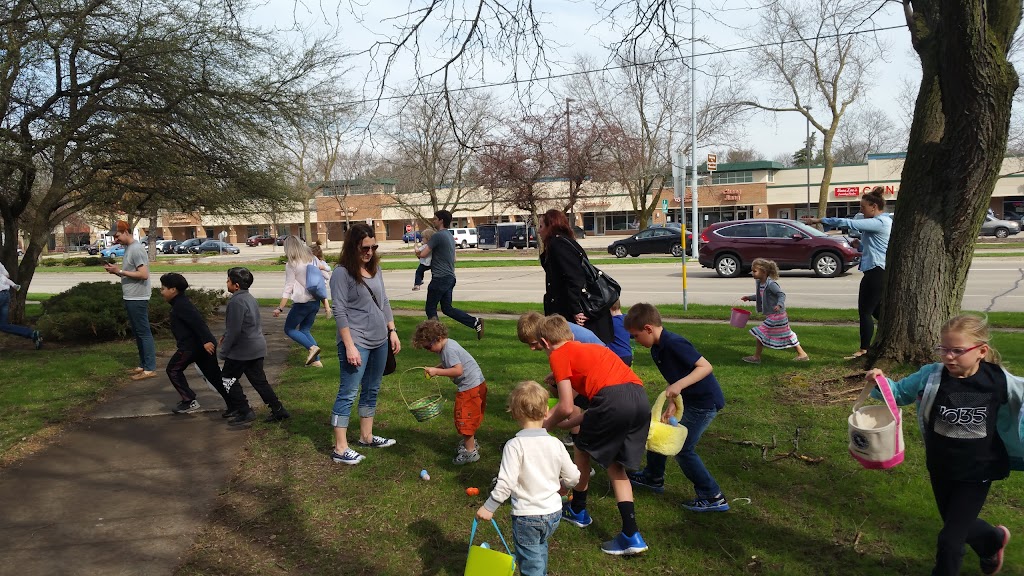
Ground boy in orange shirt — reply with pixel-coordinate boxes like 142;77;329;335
537;314;651;556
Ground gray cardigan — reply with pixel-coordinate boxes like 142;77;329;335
220;289;268;361
748;279;786;314
330;267;393;349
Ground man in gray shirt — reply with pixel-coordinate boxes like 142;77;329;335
103;221;156;380
415;210;484;339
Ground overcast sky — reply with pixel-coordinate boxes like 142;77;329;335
252;1;918;161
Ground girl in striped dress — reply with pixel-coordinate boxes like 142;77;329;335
741;258;809;364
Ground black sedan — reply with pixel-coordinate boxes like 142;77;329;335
607;227;692;258
190;240;240;254
161;240;180;254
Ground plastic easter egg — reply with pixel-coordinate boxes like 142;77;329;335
466;487;480;496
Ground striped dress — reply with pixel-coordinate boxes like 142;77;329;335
749;281;800;349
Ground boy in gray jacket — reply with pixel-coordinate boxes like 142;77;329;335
221;267;289;425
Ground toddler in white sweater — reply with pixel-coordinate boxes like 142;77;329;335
477;380;580;576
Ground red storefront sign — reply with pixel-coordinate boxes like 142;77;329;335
834;186;861;197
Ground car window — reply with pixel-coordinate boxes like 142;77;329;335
654;228;675;237
469;228;476;234
717;223;767;238
766;223;801;238
788;221;829;237
635;230;655;239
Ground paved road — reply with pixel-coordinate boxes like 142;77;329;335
26;257;1024;312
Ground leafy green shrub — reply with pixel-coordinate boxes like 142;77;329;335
40;259;59;267
37;281;227;342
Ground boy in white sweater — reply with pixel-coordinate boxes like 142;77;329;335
477;381;581;576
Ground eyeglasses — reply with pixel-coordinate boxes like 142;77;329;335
360;244;379;253
933;344;983;358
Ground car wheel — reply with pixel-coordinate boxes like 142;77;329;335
461;240;468;249
714;254;741;278
813;252;841;278
995;227;1009;239
614;245;628;258
671;243;683;257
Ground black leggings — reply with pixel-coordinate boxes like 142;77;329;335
929;474;1003;576
858;267;885;350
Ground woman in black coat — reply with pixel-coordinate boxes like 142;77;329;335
538;209;614;344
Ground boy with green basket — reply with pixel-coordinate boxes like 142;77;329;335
476;380;581;576
413;319;487;465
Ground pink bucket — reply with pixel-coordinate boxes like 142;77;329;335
729;307;751;328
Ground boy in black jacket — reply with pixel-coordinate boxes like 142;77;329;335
159;273;232;414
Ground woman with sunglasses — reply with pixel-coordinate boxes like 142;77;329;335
866;314;1024;575
328;223;401;465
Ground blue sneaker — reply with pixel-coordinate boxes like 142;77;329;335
561;502;592;528
682;494;730;512
627;470;665;494
601;531;649;556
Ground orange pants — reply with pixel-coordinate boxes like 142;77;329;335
454;382;487;437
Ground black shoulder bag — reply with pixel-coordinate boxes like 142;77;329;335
559;236;621;317
363;277;397;375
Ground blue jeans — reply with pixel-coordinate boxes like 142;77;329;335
284;300;320;361
512;510;561;576
644;406;722;499
413;263;430;286
0;290;34;339
425;274;477;330
331;342;387;429
124;299;156;371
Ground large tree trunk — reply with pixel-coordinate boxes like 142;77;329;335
871;0;1020;365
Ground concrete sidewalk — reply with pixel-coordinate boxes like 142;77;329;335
0;309;293;576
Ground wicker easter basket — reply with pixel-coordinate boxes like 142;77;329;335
399;367;445;422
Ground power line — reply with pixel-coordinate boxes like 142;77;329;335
344;23;907;105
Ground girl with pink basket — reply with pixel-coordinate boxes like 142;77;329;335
867;314;1024;575
740;258;809;364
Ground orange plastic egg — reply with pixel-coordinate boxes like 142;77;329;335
466;487;479;496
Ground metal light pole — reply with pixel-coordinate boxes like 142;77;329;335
689;0;698;258
805;106;813;216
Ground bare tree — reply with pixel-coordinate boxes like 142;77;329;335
383;89;491;225
832;106;906;164
871;1;1020;364
724;147;762;163
741;0;886;218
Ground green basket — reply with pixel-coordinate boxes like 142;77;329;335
400;368;445;422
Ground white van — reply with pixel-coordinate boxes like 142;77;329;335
451;228;478;249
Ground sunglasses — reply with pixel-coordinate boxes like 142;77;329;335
933;344;983;358
360;244;379;253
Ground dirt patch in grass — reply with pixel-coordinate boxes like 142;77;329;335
769;365;871;407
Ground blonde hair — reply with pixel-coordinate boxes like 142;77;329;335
535;314;573;346
516;311;545;343
751;258;780;280
284;235;314;264
942;314;1001;364
508;381;549;422
412;319;448;349
611;299;622;312
421;229;434;241
623;302;662;331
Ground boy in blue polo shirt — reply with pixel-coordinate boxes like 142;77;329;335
623;303;729;512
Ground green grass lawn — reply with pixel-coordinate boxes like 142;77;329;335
174;317;1024;576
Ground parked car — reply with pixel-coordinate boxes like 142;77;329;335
161;240;180;254
451;227;478;249
980;214;1021;238
276;234;289;246
510;226;537;249
246;235;275;246
86;241;103;255
191;240;240;254
477;223;522;249
698;219;860;278
176;238;212;254
403;230;423;243
100;245;126;259
1002;210;1024;226
138;236;162;246
607;227;692;258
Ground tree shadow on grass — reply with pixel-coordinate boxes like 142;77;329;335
409;519;469;576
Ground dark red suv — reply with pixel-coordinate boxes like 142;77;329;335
698;219;860;278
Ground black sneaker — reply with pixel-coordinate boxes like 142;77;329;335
980;525;1010;575
172;399;200;414
221;408;241;419
228;410;257;425
627;470;665;494
475;318;485;340
264;406;291;422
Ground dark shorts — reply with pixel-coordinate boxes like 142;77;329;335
575;383;651;470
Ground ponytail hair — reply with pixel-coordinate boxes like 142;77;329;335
862;186;886;211
942;314;1001;365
